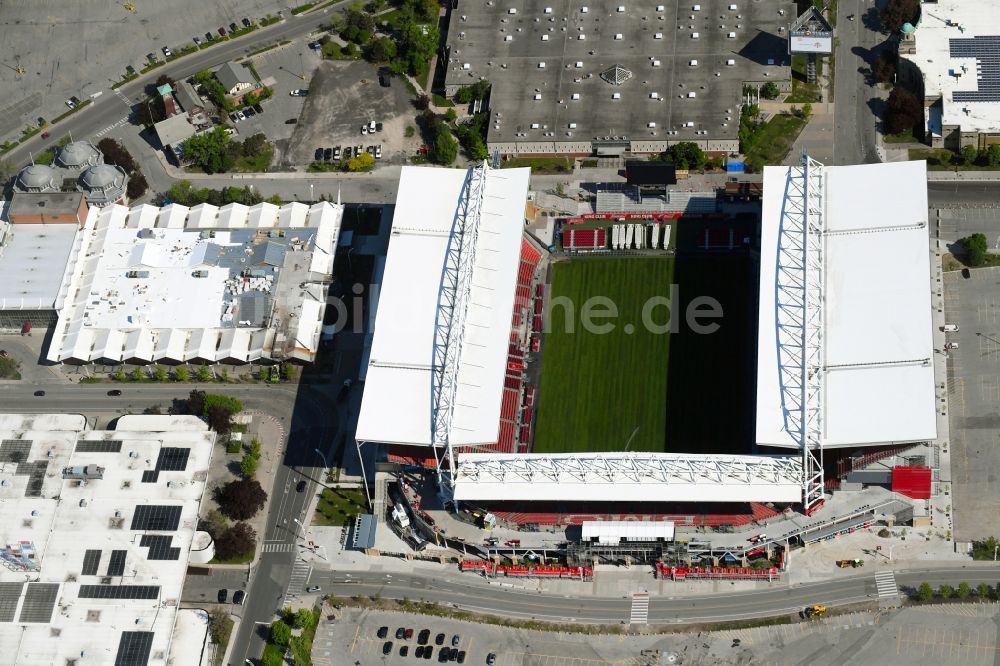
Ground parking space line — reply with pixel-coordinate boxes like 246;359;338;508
350;625;359;653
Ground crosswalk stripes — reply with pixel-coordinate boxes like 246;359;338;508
874;571;898;598
262;542;295;553
283;559;312;605
629;592;649;625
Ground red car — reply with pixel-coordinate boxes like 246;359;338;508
41;131;50;139
505;539;521;546
218;27;227;36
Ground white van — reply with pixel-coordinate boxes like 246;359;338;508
943;324;959;332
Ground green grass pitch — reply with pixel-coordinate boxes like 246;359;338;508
533;257;675;454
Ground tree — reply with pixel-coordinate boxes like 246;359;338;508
884;87;923;136
197;366;213;382
241;132;269;158
214;521;257;559
801;102;813;119
183;127;234;173
444;107;457;123
131;367;144;381
431;125;458;165
978;583;990;599
367;38;397;63
126;172;148;199
874;51;898;84
294;607;315;629
961;233;988;267
187;389;206;416
135;96;167;127
939;584;955;599
665;142;706;170
972;536;1000;559
269;620;291;647
215;478;267;520
760;82;780;100
201;509;230;540
97;138;137;173
962;144;979;166
207;405;236;434
958;582;971;599
249;439;262;458
917;582;934;601
261;650;283;666
988;145;1000;168
239;453;259;478
346;152;375;171
175;366;190;382
880;0;919;33
154;366;168;382
208;609;233;647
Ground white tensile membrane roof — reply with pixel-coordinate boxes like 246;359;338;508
756;160;937;449
355;165;531;447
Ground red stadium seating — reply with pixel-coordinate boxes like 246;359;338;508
500;388;519;421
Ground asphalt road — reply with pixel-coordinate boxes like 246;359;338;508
928;182;1000;207
312;566;1000;625
832;0;883;166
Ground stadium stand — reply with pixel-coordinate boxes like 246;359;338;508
488;501;779;528
562;228;607;252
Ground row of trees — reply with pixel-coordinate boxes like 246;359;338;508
165;180;283;206
201;508;258;560
336;0;440;80
914;581;997;602
240;438;262;478
263;607;319;666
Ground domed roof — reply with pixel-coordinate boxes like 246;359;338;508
80;164;123;190
16;163;57;189
58;140;101;168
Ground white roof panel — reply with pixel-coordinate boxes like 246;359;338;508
756;161;936;448
0;221;79;311
356;166;530;446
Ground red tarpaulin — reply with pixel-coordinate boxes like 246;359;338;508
892;466;932;499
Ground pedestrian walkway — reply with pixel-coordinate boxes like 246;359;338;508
629;592;649;625
875;571;899;599
262;541;296;553
283;559;312;605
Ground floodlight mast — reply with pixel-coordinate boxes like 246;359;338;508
775;152;826;513
430;160;489;500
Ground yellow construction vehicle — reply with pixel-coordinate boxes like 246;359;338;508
804;605;827;618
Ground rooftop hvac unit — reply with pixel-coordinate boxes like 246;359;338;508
575;61;584;67
618;5;625;11
581;6;588;12
727;31;736;38
538;61;546;68
652;59;661;66
689;59;698;66
541;34;549;40
650;92;659;98
693;4;701;9
508;7;516;13
726;59;736;65
612;92;621;99
578;33;585;39
568;122;577;128
531;123;540;128
654;32;663;39
648;122;656;128
571;93;580;99
534;93;542;100
729;3;737;8
544;6;552;12
692;32;699;38
688;92;696;97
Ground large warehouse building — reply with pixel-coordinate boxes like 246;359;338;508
0;414;215;666
45;199;342;364
444;0;795;156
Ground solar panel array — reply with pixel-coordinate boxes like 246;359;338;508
79;585;160;600
140;535;180;561
17;460;48;498
141;470;159;483
131;505;182;531
950;36;1000;102
82;549;102;576
115;631;154;666
141;447;192;483
0;439;31;463
0;582;24;622
18;583;59;623
76;439;124;453
107;549;127;577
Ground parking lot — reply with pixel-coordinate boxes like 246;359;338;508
285;59;424;168
0;0;288;142
943;262;1000;541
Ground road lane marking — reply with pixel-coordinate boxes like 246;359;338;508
350;625;359;653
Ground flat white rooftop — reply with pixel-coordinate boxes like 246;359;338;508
356;165;531;447
0;218;79;311
902;0;1000;133
453;452;803;503
0;414;214;666
756;160;937;449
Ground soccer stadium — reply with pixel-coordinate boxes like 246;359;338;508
355;158;937;563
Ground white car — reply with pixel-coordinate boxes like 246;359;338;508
289;89;308;97
162;46;172;57
368;120;376;133
375;145;382;159
236;110;246;121
306;586;321;593
361;125;368;135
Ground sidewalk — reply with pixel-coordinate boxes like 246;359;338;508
927;170;1000;182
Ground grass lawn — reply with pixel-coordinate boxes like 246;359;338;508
884;131;915;143
502;157;573;174
533;258;674;453
744;114;807;168
313;488;368;526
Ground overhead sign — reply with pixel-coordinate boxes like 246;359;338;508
790;30;832;54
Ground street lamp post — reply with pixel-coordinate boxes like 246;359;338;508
314;447;328;470
292;518;306;541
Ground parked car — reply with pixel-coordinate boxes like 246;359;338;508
423;648;433;660
289;89;308;96
405;628;414;640
236;110;246;121
306;585;321;593
242;17;252;27
218;27;227;36
355;144;363;156
416;646;425;658
377;626;389;639
193;36;202;46
323;147;333;161
147;52;157;62
309;41;322;50
217;589;227;603
126;65;137;75
486;655;497;666
205;31;215;41
400;646;409;657
368;120;376;133
162;46;172;57
418;629;430;645
253;103;264;114
457;651;466;664
435;633;445;646
244;107;256;117
375;145;382;159
375;121;383;132
452;635;460;647
229;22;238;32
361;125;368;135
296;480;307;492
396;627;406;640
343;146;352;159
41;131;50;139
383;642;393;655
231;112;241;123
233;590;245;604
333;146;342;160
315;148;324;161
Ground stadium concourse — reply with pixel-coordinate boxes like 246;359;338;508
353;158;936;530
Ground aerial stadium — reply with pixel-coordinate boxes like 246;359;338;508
355;158;937;551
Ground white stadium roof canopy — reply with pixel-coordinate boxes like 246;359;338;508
756;160;937;449
452;452;803;503
355;165;531;447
